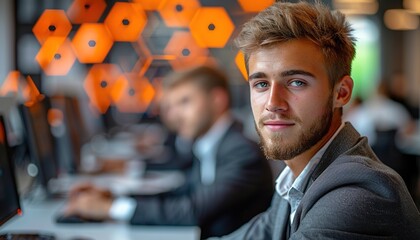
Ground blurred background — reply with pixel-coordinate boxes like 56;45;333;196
0;0;419;205
1;0;420;124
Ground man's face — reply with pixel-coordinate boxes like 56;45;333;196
165;82;214;140
248;39;335;160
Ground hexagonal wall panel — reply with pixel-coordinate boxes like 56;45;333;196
67;0;107;24
71;23;114;63
35;37;76;76
84;64;122;113
189;7;234;48
164;31;209;70
237;0;274;12
0;71;23;96
132;0;165;10
0;72;42;106
32;9;72;45
235;51;247;80
23;76;43;106
104;2;147;42
111;74;155;113
159;0;201;27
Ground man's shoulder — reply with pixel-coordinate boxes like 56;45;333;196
319;129;399;187
295;154;420;238
317;153;404;196
299;151;419;223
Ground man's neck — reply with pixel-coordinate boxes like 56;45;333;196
194;111;232;147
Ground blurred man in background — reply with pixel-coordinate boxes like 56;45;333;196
64;65;273;239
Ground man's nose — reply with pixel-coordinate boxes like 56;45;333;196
265;84;288;112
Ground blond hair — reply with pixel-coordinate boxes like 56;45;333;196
235;1;356;86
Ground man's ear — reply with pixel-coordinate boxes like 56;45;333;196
334;75;353;108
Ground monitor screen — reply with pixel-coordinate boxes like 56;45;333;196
0;115;21;226
19;98;58;190
0;96;24;147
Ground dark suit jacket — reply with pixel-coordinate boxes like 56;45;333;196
215;122;420;240
130;121;274;239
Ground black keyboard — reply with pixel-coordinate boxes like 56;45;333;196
0;233;55;240
55;214;103;224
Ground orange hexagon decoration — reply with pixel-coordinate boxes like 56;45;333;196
32;10;72;45
237;0;274;12
35;37;76;76
84;64;122;113
0;71;22;96
235;51;248;80
23;76;43;107
132;0;165;11
66;0;107;24
0;72;43;105
104;2;147;42
164;31;209;70
111;74;155;113
71;23;114;63
189;7;235;48
159;0;201;27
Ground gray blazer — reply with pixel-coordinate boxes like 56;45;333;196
130;121;273;239
214;122;420;240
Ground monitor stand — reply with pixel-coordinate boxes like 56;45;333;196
0;232;56;240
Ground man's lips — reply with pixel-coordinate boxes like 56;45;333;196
262;120;295;130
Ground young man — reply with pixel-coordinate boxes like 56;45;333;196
64;65;273;238
212;1;420;239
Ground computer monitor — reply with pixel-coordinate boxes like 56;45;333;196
0;113;57;239
0;115;21;227
0;96;24;147
19;98;59;195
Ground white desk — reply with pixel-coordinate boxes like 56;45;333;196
48;171;186;196
0;200;200;240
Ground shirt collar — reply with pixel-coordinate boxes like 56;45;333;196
193;112;233;159
276;122;345;198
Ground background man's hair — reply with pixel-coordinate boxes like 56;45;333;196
235;1;356;86
163;65;231;104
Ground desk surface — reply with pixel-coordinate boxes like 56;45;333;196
49;170;186;196
0;199;200;240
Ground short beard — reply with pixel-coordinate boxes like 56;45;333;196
256;97;333;160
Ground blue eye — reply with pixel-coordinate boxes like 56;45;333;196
289;80;305;87
254;82;268;88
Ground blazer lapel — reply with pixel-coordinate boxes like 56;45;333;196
290;122;361;234
310;122;360;181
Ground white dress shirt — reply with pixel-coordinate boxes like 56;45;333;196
193;113;233;185
275;122;345;223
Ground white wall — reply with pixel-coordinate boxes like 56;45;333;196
0;0;14;85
